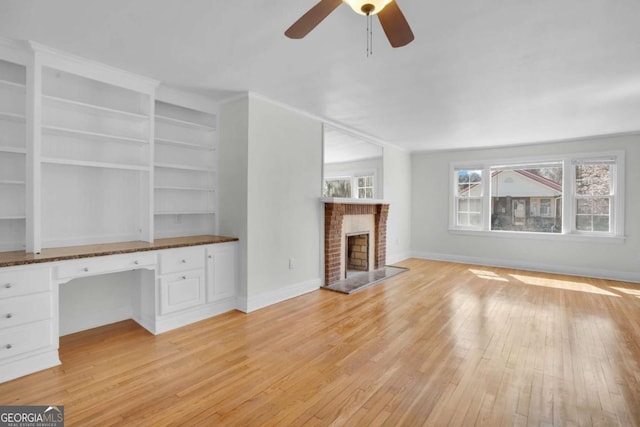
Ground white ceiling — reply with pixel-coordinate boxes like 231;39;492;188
1;0;639;152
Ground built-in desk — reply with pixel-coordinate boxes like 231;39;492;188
0;235;239;383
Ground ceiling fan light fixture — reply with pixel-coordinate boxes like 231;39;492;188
342;0;393;15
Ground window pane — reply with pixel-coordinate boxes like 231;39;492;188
355;175;374;199
576;164;611;196
576;198;610;232
456;170;482;196
593;216;610;232
576;199;592;214
469;198;482;212
490;165;562;233
458;199;469;211
458;213;469;226
469;213;482;226
593;198;610;215
324;179;351;198
576;215;592;231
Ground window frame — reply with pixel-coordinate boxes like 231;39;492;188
449;150;625;243
354;173;375;199
452;167;485;229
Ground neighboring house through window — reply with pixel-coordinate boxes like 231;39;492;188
489;164;563;233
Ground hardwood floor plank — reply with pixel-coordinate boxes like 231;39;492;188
1;259;640;426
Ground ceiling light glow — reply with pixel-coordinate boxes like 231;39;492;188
342;0;393;15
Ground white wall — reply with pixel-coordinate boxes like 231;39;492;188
384;146;412;264
246;95;323;309
411;133;640;282
218;96;249;298
218;95;323;311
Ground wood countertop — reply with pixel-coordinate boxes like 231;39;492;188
0;235;238;268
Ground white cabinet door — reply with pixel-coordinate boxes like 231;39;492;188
206;243;237;303
159;270;205;315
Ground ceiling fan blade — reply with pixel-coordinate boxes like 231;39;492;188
377;1;415;48
285;0;343;39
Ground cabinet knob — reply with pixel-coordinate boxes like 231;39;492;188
5;344;11;350
4;283;12;289
83;267;89;272
5;313;12;319
208;255;212;259
182;276;187;280
181;259;187;263
134;260;139;265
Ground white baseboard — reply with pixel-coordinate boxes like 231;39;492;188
237;278;321;313
149;297;237;334
386;252;411;266
411;251;640;283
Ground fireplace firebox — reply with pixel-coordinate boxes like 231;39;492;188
346;233;369;275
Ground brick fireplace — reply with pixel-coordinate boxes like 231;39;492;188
323;200;389;285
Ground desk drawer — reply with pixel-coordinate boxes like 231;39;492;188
159;247;205;275
0;268;51;299
0;293;52;330
0;321;54;361
159;269;205;315
55;252;157;280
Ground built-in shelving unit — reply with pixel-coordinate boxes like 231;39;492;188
37;57;155;250
0;58;27;251
0;38;220;253
154;100;217;238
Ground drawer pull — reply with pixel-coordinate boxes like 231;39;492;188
5;344;11;350
83;267;89;272
5;313;12;319
3;283;12;289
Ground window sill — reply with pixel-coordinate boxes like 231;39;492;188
448;228;626;244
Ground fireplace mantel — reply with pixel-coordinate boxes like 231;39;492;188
322;199;389;286
321;198;389;205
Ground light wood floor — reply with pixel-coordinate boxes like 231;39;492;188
2;259;640;426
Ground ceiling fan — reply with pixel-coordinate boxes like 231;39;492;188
285;0;414;48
